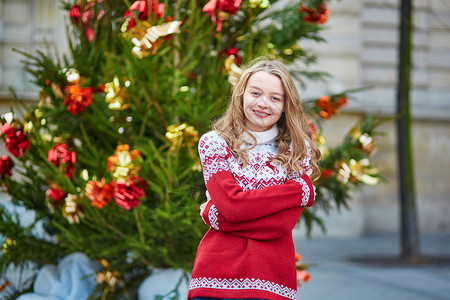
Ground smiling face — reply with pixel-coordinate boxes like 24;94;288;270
243;71;285;132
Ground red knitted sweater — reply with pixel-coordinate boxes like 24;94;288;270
188;127;315;300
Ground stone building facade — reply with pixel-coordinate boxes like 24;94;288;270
1;0;449;236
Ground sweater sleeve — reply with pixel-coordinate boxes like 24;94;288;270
201;199;303;240
199;132;314;222
286;140;315;207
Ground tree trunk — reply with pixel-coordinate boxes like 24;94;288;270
396;0;421;262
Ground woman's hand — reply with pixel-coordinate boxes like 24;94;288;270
305;169;317;198
200;190;212;220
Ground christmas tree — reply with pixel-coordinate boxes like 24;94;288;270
0;0;382;298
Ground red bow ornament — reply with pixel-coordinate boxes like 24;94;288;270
299;3;330;25
203;0;243;31
69;0;105;42
63;80;104;115
123;0;165;30
0;155;14;180
48;144;77;178
1;123;30;157
114;177;146;210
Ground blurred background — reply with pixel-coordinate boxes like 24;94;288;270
3;0;449;237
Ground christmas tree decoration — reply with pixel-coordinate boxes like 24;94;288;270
95;259;123;289
294;252;311;286
63;80;104;114
316;95;347;119
85;179;116;209
305;115;318;142
46;184;66;211
122;20;182;58
123;0;165;30
0;123;30;157
321;168;333;179
64;68;81;83
165;123;199;153
349;125;376;154
51;82;65;99
96;268;122;289
0;156;13;180
62;194;85;224
107;144;142;181
299;2;330;24
223;48;243;86
2;238;16;254
203;0;243;31
69;0;105;42
336;159;379;185
104;77;131;110
114;178;145;210
48;144;77;178
248;0;270;9
0;1;384;298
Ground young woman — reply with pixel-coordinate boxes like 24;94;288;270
188;58;321;300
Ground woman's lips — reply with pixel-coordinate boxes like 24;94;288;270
253;110;270;118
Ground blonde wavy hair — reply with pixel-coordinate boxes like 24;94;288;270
213;58;321;180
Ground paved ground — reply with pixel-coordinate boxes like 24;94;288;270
293;233;450;300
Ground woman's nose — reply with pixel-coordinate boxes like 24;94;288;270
257;95;269;107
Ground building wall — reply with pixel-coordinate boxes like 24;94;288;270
295;0;450;236
1;0;449;236
0;0;67;100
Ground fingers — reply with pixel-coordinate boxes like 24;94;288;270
200;202;207;216
200;202;208;225
306;169;313;177
200;190;211;220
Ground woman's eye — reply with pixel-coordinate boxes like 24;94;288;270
251;91;260;96
272;97;280;101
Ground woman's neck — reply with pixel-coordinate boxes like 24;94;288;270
243;125;279;145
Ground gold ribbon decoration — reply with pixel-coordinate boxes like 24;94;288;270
122;20;182;58
165;122;199;152
224;55;243;86
104;76;131;110
96;258;123;289
62;194;85;224
2;238;16;254
349;125;376;154
336;159;379;185
107;144;142;180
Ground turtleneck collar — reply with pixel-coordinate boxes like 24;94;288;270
242;125;279;145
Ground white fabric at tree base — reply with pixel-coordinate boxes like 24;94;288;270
138;268;190;300
16;252;100;300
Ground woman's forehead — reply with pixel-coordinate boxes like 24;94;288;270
247;71;284;90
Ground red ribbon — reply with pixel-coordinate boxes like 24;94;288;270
203;0;243;31
124;0;165;30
